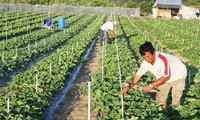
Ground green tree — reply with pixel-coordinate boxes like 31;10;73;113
91;0;111;7
39;0;50;4
147;0;156;13
187;0;199;6
124;0;138;8
140;1;148;12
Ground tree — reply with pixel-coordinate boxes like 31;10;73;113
187;0;200;6
124;0;138;8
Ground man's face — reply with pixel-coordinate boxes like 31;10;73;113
142;52;155;65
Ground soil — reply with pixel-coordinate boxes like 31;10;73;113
52;40;101;120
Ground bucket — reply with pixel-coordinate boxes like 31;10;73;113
58;17;65;29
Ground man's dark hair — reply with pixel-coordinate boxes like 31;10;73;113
139;41;155;56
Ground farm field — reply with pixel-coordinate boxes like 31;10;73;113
0;11;199;120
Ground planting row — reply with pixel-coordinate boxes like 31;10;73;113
0;14;92;79
0;14;104;119
132;17;200;67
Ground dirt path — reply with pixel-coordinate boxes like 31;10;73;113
52;40;101;120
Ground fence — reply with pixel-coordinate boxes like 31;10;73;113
0;3;140;16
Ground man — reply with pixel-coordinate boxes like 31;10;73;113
99;21;117;46
121;41;187;108
44;17;53;29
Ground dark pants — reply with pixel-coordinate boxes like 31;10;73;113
100;30;109;46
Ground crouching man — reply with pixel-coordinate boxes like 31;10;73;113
122;41;187;109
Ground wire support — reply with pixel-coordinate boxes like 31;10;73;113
114;22;124;119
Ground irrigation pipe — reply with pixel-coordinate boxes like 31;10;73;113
88;74;91;120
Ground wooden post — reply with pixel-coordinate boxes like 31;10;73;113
28;44;30;53
188;70;191;85
49;63;52;74
35;41;37;48
43;38;46;46
2;52;4;62
36;74;38;93
7;95;10;114
59;55;61;65
88;77;91;120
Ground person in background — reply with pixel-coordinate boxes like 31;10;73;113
121;41;187;109
44;17;53;29
99;21;117;46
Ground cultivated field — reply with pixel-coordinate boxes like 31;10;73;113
0;11;199;119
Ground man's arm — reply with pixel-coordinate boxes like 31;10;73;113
151;76;169;87
129;75;141;88
143;76;169;92
121;75;141;96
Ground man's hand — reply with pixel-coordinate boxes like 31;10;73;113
122;82;129;87
143;85;151;92
121;87;129;96
110;33;115;37
111;35;115;37
109;30;115;37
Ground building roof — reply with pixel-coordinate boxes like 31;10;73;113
153;0;182;8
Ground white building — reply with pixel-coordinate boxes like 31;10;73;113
153;0;199;19
180;5;200;19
